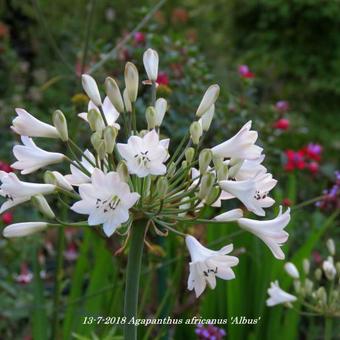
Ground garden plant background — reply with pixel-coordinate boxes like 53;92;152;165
0;0;339;339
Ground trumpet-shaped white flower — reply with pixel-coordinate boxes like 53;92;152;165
186;235;239;297
3;222;48;238
71;169;140;237
237;206;290;260
233;155;267;180
64;150;96;186
81;74;102;106
12;108;59;138
50;171;74;191
266;281;297;307
212;121;263;160
0;171;55;213
155;98;167;127
12;137;65;174
143;48;159;81
117;130;169;178
214;209;243;221
78;97;120;129
284;262;300;279
196;86;220;117
219;172;276;216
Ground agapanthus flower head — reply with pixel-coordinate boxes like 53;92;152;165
195;323;226;340
1;48;290;299
238;65;255;79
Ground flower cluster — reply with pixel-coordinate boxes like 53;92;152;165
284;143;322;174
267;239;340;318
316;171;340;212
195;323;226;339
1;49;290;298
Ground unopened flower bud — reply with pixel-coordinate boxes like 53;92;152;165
103;126;117;153
303;259;310;275
52;110;68;141
117;161;129;182
199;173;215;200
205;186;221;206
315;268;322;281
125;62;139;102
185;147;195;164
123;88;132;112
323;258;336;280
190;121;202;145
82;74;102;106
88;108;104;132
168;162;176;176
196;84;220;117
105;77;124;113
336;262;340;274
293;280;301;293
228;160;244;179
31;194;55;219
156;177;168;199
91;131;103;151
316;287;327;305
326;238;335;256
199;148;212;174
284;262;300;279
143;48;159;81
304;278;314;295
146;106;156;130
181;160;188;169
200;104;215;131
155;98;167;127
3;222;48;238
97;141;106;160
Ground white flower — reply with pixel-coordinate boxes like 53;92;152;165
12;108;59;138
50;171;74;191
71;169;140;237
78;97;120;129
155;98;167;127
266;281;297;307
219;172;276;216
81;74;102;106
284;262;300;279
214;209;243;221
0;171;56;213
186;235;239;297
11;137;65;174
211;121;263;160
196;85;220;117
143;48;159;81
3;222;48;238
199;104;215;131
323;257;336;280
64;150;96;186
237;206;290;260
117;130;169;178
233;155;267;180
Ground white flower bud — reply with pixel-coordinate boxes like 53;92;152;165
88;108;104;132
117;161;129;182
155;98;167;127
228;160;244;179
3;222;48;238
125;62;139;102
304;278;313;295
284;262;300;279
146;106;156;130
44;171;73;192
315;268;322;281
326;238;335;256
323;257;336;280
199;173;215;200
97;141;106;160
31;194;55;219
214;208;244;222
200;104;215;131
123;88;132;112
205;186;221;206
293;280;301;293
199;148;212;174
105;77;124;113
82;74;102;106
196;85;220;117
190;121;203;145
52;110;68;141
185;147;195;164
143;48;159;81
91;131;103;151
168;162;176;176
103;126;117;153
316;287;327;305
156;177;168;199
303;259;310;275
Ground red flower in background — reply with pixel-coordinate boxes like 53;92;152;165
0;161;13;173
274;118;290;130
133;31;145;44
303;143;323;162
284;150;305;171
307;161;319;174
238;65;255;79
2;212;13;224
282;198;292;207
157;72;169;86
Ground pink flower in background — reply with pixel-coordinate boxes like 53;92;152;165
284;150;305;171
307;161;319;174
275;100;289;113
15;263;33;284
195;323;226;339
0;161;13;173
157;71;169;86
134;32;145;44
274;118;290;131
238;65;255;79
282;198;292;207
2;211;13;224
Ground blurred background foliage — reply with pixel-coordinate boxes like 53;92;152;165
0;0;339;339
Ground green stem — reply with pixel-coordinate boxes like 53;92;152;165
124;220;147;340
51;227;65;339
324;317;333;340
